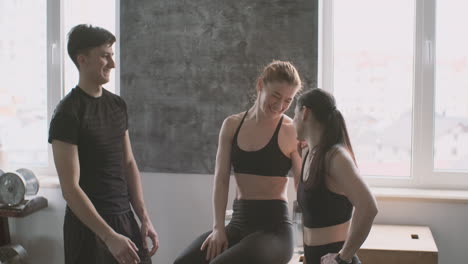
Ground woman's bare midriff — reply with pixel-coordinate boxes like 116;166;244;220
234;173;289;201
303;220;350;246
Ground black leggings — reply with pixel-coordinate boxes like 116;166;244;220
304;241;361;264
174;199;294;264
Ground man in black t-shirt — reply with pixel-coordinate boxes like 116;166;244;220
49;24;158;264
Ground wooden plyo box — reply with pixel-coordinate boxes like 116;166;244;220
288;224;438;264
288;251;304;264
358;224;438;264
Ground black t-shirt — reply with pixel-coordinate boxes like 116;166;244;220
49;86;130;214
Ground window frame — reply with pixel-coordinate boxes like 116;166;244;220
319;0;468;189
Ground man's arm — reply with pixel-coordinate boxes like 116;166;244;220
52;140;141;264
123;131;159;256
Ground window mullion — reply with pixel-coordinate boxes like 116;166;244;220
413;0;436;188
115;0;121;95
44;0;63;176
319;0;334;94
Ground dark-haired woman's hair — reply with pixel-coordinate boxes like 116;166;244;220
297;88;356;189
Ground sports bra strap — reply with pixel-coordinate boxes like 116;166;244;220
272;115;284;137
234;110;249;138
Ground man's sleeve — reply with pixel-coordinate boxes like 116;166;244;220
121;99;129;130
48;111;80;145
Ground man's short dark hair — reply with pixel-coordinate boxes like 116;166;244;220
67;24;116;68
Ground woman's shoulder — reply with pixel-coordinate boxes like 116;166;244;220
280;114;297;137
219;111;247;136
282;114;294;124
223;111;246;125
327;144;355;167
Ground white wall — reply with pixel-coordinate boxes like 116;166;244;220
10;173;468;264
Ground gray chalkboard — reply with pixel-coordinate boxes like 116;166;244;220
121;0;318;174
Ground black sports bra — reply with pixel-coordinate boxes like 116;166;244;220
231;111;292;177
297;150;353;228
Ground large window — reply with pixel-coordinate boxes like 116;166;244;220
321;0;468;188
0;0;117;174
332;0;414;177
0;0;48;168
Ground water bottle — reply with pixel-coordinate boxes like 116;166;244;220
292;200;304;253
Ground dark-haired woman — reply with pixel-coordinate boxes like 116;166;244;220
293;88;378;264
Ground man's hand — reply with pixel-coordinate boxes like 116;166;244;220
141;220;159;256
104;232;141;264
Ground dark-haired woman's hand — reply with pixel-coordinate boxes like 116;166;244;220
321;253;339;264
297;141;308;157
322;253;355;264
